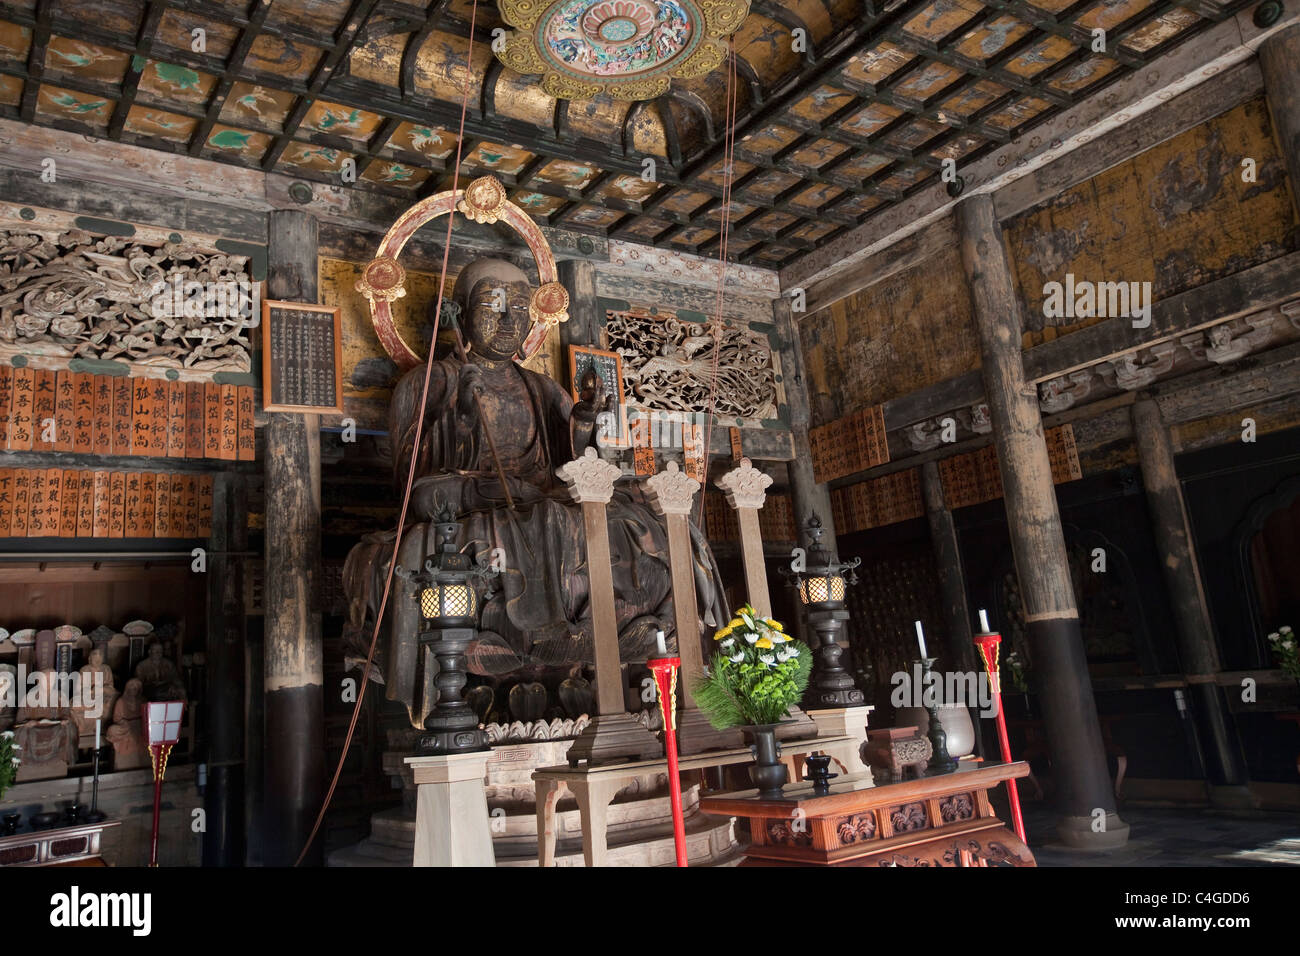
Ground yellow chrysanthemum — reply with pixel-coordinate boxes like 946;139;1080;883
755;636;774;649
728;618;744;629
766;619;784;632
713;626;733;641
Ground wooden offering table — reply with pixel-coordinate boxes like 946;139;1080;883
534;735;856;866
701;761;1035;867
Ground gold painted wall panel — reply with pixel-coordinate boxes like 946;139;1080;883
798;245;980;426
1008;96;1297;348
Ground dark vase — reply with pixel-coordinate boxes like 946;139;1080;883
744;723;788;800
2;812;20;835
31;811;60;831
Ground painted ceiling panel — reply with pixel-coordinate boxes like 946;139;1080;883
0;0;1239;270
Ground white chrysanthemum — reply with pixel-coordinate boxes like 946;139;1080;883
759;653;775;665
775;649;790;662
785;646;799;658
720;637;735;649
0;730;12;740
729;651;745;663
744;633;759;644
1269;632;1281;642
1285;639;1296;650
1282;625;1294;634
769;632;788;643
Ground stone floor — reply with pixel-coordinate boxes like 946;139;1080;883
1024;804;1300;866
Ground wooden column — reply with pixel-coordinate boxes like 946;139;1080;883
1261;24;1300;218
1131;396;1252;803
920;460;985;757
263;208;325;866
958;194;1128;848
203;472;247;867
644;461;742;753
920;461;979;671
716;457;775;618
772;296;839;552
558;258;600;349
558;448;660;765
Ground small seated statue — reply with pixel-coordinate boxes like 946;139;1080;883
105;678;148;770
12;631;76;780
71;647;118;741
134;643;186;702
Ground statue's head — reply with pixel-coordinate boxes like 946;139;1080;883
453;258;532;361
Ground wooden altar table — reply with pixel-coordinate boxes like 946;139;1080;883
533;735;856;866
0;820;120;867
700;761;1035;867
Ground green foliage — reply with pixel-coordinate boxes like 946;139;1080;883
690;604;812;729
0;731;19;802
1268;626;1299;681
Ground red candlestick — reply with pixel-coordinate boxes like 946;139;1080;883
972;627;1027;845
147;742;175;867
647;655;687;867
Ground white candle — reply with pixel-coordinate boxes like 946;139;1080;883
95;717;101;751
914;620;927;659
979;608;990;633
655;630;667;656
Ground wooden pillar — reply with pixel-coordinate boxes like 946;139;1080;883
558;448;660;765
263;208;325;866
1131;396;1252;803
716;458;820;742
203;472;247;866
920;460;985;757
558;258;600;349
1261;24;1300;218
716;458;775;618
958;194;1128;848
773;296;838;552
644;461;741;753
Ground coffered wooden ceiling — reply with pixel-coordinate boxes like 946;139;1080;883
0;0;1249;268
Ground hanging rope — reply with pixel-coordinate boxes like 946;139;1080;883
295;0;482;866
696;36;740;531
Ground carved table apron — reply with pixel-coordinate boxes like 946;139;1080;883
700;761;1035;867
532;735;856;866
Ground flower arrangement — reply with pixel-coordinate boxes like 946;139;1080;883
1005;650;1029;694
1267;626;1298;681
692;604;812;728
0;731;20;802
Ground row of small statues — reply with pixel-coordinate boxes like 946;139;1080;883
0;621;187;783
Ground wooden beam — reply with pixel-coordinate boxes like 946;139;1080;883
780;8;1300;292
995;58;1264;219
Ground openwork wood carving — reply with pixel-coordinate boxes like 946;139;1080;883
604;308;776;419
0;229;255;371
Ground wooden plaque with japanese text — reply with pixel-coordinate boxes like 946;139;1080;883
261;299;344;414
53;370;75;452
92;375;113;455
112;377;134;454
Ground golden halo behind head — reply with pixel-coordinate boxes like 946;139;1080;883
355;175;567;370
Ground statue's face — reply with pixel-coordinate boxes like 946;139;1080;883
464;278;530;360
90;649;103;666
149;645;162;661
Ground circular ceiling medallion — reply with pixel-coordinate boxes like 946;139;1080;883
496;0;751;101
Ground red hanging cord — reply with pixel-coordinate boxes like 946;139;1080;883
696;37;740;530
295;0;481;866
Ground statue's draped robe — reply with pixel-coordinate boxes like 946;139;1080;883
365;356;727;726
